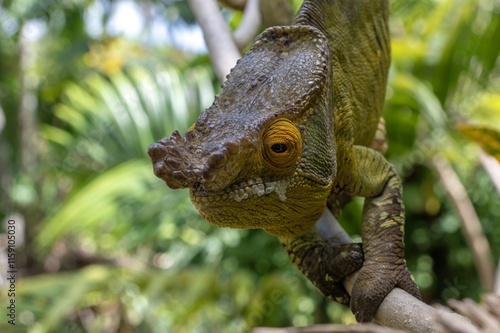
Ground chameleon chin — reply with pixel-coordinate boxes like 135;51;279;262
148;0;421;323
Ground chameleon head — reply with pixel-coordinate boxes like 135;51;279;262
148;25;337;237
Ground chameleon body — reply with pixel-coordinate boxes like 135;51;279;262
148;0;421;322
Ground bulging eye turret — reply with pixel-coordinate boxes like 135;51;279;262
262;118;302;171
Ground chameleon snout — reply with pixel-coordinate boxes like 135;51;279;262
148;131;253;192
147;131;201;189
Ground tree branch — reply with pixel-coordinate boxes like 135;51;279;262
432;155;495;291
435;294;500;333
19;23;39;178
254;209;479;333
252;323;407;333
479;150;500;194
494;259;500;296
329;210;478;333
259;0;294;27
187;0;241;82
219;0;247;11
233;0;261;50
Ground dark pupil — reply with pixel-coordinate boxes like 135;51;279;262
271;143;287;153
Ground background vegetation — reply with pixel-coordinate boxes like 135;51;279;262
0;0;499;332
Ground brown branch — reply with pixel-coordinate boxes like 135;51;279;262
187;0;241;82
432;155;495;291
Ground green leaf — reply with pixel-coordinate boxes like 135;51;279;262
36;160;154;251
457;123;500;161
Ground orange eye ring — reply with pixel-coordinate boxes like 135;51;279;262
262;118;302;170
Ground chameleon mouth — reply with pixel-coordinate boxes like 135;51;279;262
191;175;293;203
190;173;331;235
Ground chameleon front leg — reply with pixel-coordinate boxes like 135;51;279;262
279;212;364;306
328;117;388;218
346;146;421;322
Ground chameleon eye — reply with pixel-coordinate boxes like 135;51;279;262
271;143;287;153
262;118;302;170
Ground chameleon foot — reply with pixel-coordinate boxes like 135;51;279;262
350;261;421;322
281;233;364;306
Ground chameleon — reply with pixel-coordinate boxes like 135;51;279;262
148;0;421;323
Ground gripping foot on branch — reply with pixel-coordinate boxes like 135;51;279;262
280;230;364;306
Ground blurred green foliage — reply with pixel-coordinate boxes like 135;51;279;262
0;0;499;332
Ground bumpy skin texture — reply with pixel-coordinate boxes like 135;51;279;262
148;0;421;323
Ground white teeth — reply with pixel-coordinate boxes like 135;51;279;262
257;190;265;197
275;179;289;202
266;181;276;190
265;182;276;195
251;185;259;194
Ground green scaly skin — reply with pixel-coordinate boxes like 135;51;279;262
148;0;421;323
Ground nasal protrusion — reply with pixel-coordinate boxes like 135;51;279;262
148;133;250;191
147;133;201;189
